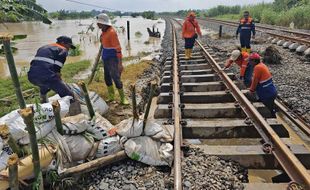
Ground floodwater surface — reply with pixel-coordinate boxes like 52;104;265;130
0;16;165;78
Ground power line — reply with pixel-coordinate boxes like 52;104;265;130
63;0;123;12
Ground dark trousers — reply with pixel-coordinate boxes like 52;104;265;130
240;33;251;49
185;37;195;49
103;57;123;89
28;74;73;98
261;97;277;118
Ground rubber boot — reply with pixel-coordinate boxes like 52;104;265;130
246;48;251;54
68;100;82;116
107;85;115;102
188;49;192;59
118;89;129;105
185;49;190;59
40;94;47;103
241;48;247;53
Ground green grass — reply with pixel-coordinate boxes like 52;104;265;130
214;14;241;21
0;60;91;116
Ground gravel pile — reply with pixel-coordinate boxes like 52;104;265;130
182;147;247;190
197;20;310;124
83;147;247;190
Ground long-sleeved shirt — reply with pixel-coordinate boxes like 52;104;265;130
182;18;202;39
236;17;256;36
101;27;122;59
31;43;68;73
225;52;249;77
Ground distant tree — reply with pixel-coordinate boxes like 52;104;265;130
0;0;51;24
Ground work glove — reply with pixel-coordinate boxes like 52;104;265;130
118;58;124;75
252;35;256;39
235;35;238;39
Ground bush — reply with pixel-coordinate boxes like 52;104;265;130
260;8;278;25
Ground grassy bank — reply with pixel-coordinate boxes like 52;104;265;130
89;60;152;100
207;2;310;29
0;60;91;116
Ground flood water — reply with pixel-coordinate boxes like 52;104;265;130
0;16;165;78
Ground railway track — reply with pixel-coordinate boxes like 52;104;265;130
197;18;310;47
154;19;310;189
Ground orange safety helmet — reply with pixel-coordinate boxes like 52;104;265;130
188;11;196;18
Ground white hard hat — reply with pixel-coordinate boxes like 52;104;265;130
96;13;111;26
230;50;241;61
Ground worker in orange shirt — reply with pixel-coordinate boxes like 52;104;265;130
96;13;129;105
223;50;253;87
249;53;277;117
182;11;202;59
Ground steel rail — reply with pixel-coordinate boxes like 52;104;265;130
275;99;310;136
195;40;310;189
198;18;310;46
203;18;310;38
170;20;183;190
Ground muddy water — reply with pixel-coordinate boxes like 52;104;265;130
0;16;165;78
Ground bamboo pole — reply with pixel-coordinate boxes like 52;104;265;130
88;45;103;85
78;81;95;119
52;101;64;135
142;83;156;131
19;107;44;190
0;125;23;157
59;151;127;177
8;153;19;190
2;37;26;109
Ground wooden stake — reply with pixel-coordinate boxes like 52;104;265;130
52;101;64;135
131;85;139;120
19;107;44;190
8;153;19;190
2;38;26;109
78;81;95;119
60;151;126;177
88;45;103;85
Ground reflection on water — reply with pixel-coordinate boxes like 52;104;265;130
0;16;165;78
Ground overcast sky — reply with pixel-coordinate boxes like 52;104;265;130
37;0;274;12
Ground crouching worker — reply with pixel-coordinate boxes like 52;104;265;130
223;50;253;87
249;53;277;117
182;11;202;59
96;13;129;105
27;36;80;115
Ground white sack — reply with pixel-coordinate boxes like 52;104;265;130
124;136;173;166
95;136;122;158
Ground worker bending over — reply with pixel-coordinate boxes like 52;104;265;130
224;50;253;87
96;13;129;105
182;11;202;59
236;11;255;54
249;53;277;117
28;36;80;114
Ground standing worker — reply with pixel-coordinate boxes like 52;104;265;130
96;13;129;105
223;49;253;87
249;53;277;117
27;36;80;114
236;11;255;54
182;11;202;59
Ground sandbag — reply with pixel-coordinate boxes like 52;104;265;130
0;145;13;172
0;146;55;190
144;120;174;142
50;83;109;115
95;136;122;158
61;113;114;140
116;118;143;138
0;96;71;144
124;136;173;166
63;134;94;162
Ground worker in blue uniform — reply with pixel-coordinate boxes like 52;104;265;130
236;11;256;54
28;36;80;114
